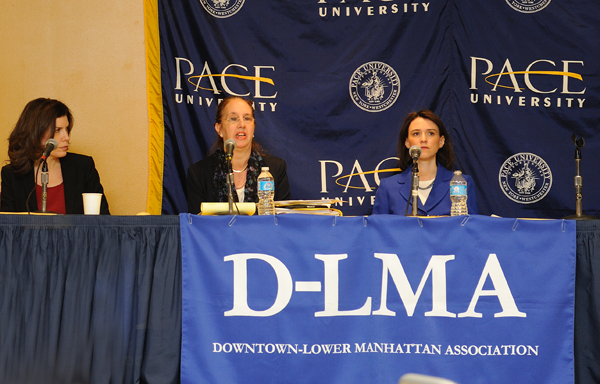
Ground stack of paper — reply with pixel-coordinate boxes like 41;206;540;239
274;199;344;216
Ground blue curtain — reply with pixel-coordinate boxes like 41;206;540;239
0;215;181;384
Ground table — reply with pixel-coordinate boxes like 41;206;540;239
0;215;598;383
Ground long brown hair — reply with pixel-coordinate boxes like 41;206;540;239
7;98;73;175
396;109;454;171
209;96;264;154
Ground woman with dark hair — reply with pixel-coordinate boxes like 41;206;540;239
1;98;109;214
372;109;478;216
186;96;291;214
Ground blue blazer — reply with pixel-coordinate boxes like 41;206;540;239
372;165;479;216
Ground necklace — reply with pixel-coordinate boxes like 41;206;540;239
418;179;435;190
232;165;248;173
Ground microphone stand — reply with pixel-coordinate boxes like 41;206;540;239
564;135;597;220
226;154;235;215
41;160;49;213
406;159;419;216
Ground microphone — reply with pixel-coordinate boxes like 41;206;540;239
406;145;421;216
40;138;58;161
224;139;236;161
224;139;237;214
409;145;421;160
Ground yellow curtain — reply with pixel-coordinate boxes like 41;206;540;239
143;0;164;215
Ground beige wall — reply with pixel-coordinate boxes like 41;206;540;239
0;0;150;215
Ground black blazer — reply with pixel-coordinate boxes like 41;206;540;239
186;152;291;214
1;152;110;214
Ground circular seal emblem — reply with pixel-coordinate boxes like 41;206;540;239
199;0;245;18
349;62;400;112
499;153;552;204
505;0;551;14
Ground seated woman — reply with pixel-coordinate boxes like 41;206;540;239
372;109;478;216
1;98;110;214
186;96;291;214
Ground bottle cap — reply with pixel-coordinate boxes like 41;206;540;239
454;170;462;175
262;167;269;171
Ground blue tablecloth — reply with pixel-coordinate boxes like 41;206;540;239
0;214;598;383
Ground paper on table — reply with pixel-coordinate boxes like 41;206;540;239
200;202;256;216
274;199;343;208
274;199;344;216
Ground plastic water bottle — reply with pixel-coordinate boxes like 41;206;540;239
257;167;275;215
450;170;468;216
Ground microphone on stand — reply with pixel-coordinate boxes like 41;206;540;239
224;139;237;215
40;138;58;162
224;139;236;162
40;138;57;212
563;135;597;220
406;145;421;216
409;145;421;161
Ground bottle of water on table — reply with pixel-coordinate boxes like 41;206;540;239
257;167;275;215
450;170;468;216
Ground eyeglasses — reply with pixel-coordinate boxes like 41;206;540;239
225;115;254;125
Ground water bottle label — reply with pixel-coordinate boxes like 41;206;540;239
450;185;467;196
259;180;274;191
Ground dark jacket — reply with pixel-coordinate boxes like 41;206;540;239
1;152;110;214
372;165;478;216
186;152;291;214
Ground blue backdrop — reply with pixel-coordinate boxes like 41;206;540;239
180;214;576;384
158;0;600;217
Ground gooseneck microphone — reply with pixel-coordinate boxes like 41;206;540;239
409;145;421;160
224;139;237;214
39;138;58;212
25;138;58;213
40;138;58;161
224;139;236;161
406;146;421;216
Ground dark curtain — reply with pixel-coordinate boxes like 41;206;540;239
0;215;181;384
575;220;600;384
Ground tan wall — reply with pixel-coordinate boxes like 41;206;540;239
0;0;149;215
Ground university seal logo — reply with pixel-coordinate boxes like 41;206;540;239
349;62;400;112
499;153;552;204
199;0;245;18
505;0;551;14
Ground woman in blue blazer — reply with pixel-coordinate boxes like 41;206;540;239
373;110;478;216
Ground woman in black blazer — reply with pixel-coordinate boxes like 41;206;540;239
0;98;109;214
186;96;291;214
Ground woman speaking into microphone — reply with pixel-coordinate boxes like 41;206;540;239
1;98;110;214
372;109;478;216
186;96;291;214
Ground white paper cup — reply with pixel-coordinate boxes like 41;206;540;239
82;193;103;215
